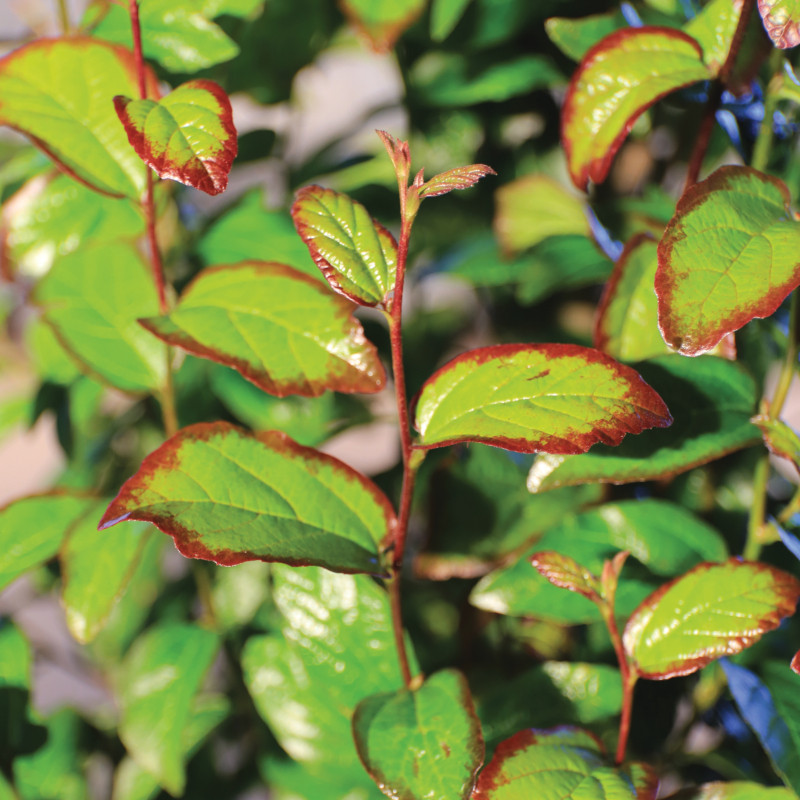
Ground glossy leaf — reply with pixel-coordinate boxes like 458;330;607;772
530;552;602;603
563;27;710;190
140;262;385;397
292;185;397;308
35;243;168;393
118;623;219;795
414;343;671;454
758;0;800;47
473;726;655;799
100;422;394;575
114;80;237;196
595;234;671;361
684;0;744;71
0;38;156;197
0;493;93;592
353;670;484;800
528;355;760;491
624;560;800;679
656;166;800;356
339;0;427;51
494;175;588;255
752;415;800;470
668;781;798;799
430;0;473;40
419;164;496;198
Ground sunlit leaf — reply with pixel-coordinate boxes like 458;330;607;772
292;185;397;308
528;355;759;491
656;167;800;356
530;551;602;603
752;415;800;470
118;622;219;795
563;27;710;190
0;625;32;690
668;781;798;799
545;11;628;61
353;670;484;800
430;0;473;41
114;80;237;196
414;343;671;454
0;38;156;197
339;0;427;51
758;0;800;48
419;164;496;198
684;0;744;71
100;422;394;575
624;560;800;679
35;243;168;393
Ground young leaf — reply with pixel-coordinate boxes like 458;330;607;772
472;726;656;799
0;38;157;198
668;781;798;799
292;185;397;308
751;415;800;471
563;27;710;190
530;551;602;603
117;623;218;795
624;559;800;679
99;421;395;575
528;355;760;491
758;0;800;48
114;80;237;196
414;343;672;454
339;0;427;51
139;262;386;397
418;164;496;198
656;166;800;356
684;0;744;71
353;669;484;800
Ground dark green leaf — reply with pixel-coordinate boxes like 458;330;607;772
762;660;800;794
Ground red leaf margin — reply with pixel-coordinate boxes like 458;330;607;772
98;421;396;575
419;164;497;198
792;649;800;675
758;0;800;48
530;550;602;603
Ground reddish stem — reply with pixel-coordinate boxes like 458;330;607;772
128;0;148;101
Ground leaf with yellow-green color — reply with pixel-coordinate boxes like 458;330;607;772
339;0;427;51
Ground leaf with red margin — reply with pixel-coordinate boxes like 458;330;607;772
758;0;800;48
352;669;484;800
793;651;800;675
0;37;158;198
338;0;427;52
139;262;385;398
472;726;657;799
530;551;602;603
419;164;496;198
623;559;800;680
114;79;237;196
657;166;800;356
292;185;397;309
562;27;710;191
99;422;395;576
751;414;800;471
413;343;672;454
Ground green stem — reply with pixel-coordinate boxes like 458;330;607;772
752;48;784;173
769;290;799;421
56;0;70;33
744;454;770;560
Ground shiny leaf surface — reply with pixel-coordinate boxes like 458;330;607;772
624;560;800;679
292;185;397;308
758;0;800;47
0;38;155;197
563;27;710;190
414;343;671;454
114;80;237;196
353;670;484;800
419;164;496;198
339;0;427;51
530;552;602;603
656;167;800;355
752;414;800;469
528;355;759;491
140;262;385;397
100;422;394;575
684;0;744;71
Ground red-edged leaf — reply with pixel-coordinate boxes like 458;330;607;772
99;422;395;576
114;79;236;195
758;0;800;48
623;559;800;680
376;129;411;183
530;551;602;603
792;650;800;675
139;261;385;398
751;414;800;471
338;0;427;52
419;164;496;198
562;27;710;190
656;166;800;356
413;343;672;454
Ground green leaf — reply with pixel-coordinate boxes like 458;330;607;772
758;0;800;48
472;726;656;799
262;758;384;800
414;343;672;454
684;0;744;71
211;561;270;631
623;559;800;679
595;234;672;362
761;661;800;794
89;0;240;73
530;552;602;603
419;163;496;198
35;243;168;393
292;185;397;308
114;80;237;196
752;414;800;469
339;0;427;51
60;507;150;644
430;0;473;41
545;11;628;61
528;355;760;491
563;27;710;190
668;782;799;800
0;625;32;690
0;38;155;198
117;622;219;795
141;262;385;397
353;669;484;800
0;493;93;592
100;421;395;575
26;317;82;385
656;166;800;356
494;175;588;255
